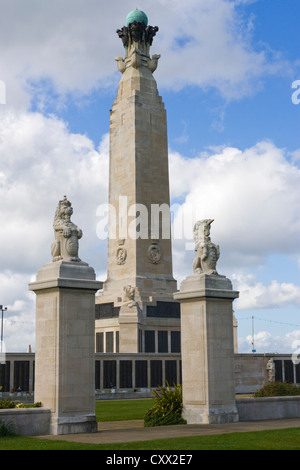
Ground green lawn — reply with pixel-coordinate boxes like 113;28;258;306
1;428;300;450
95;398;153;422
1;398;300;450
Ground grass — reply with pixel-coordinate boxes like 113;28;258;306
1;398;300;450
95;398;153;422
1;428;300;450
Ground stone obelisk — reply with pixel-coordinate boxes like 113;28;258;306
96;10;178;353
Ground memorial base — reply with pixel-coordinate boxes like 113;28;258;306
50;415;98;435
183;405;239;425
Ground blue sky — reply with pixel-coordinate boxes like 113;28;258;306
0;0;299;353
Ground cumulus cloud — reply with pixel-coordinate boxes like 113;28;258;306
169;141;300;272
232;272;300;310
0;109;109;273
0;109;109;350
0;0;292;109
169;141;300;333
238;329;300;354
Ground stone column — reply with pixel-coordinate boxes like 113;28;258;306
29;197;102;435
118;285;141;353
174;219;239;424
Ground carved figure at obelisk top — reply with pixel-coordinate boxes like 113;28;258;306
115;9;160;74
51;195;82;262
193;219;220;275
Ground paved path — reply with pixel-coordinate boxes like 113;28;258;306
38;418;300;445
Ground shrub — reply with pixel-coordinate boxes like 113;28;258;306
254;381;300;397
144;383;186;427
30;401;42;408
0;420;15;437
0;400;16;409
0;400;42;409
15;402;42;408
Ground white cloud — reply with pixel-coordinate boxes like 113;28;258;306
155;0;272;98
0;109;109;273
169;141;300;327
0;109;109;351
0;0;292;109
232;272;300;310
238;329;300;354
0;271;36;352
169;141;300;272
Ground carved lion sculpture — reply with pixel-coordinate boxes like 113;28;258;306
51;196;82;262
122;285;137;308
193;219;220;275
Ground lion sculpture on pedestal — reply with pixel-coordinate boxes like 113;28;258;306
51;196;82;262
193;219;220;275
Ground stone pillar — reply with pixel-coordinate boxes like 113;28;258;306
29;196;102;435
174;219;239;424
118;311;140;353
118;285;141;353
29;261;102;435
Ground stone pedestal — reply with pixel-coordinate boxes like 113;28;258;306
29;260;102;435
174;273;239;424
118;304;141;353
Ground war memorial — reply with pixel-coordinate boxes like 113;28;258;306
1;9;300;436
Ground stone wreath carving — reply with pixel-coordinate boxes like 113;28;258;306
148;242;161;264
116;246;127;265
193;219;220;275
51;195;82;262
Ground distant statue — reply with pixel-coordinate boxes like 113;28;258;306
266;358;276;382
51;196;82;262
193;219;220;275
122;285;137;308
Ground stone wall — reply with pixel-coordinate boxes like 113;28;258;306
2;397;300;436
236;396;300;421
0;408;51;436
